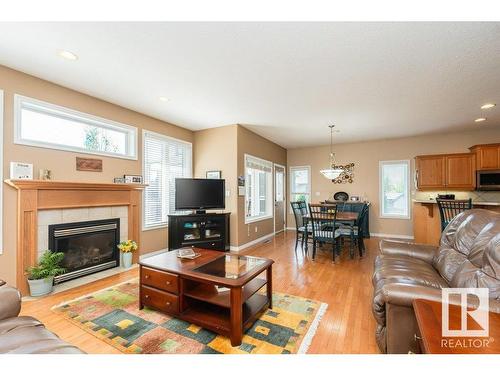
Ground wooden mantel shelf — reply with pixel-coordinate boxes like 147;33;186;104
5;179;146;191
7;179;145;295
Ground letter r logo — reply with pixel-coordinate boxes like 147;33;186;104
442;288;489;337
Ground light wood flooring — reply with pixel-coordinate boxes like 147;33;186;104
20;231;381;354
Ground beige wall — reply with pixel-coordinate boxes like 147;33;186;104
193;125;239;245
0;65;193;286
237;126;287;247
287;127;500;237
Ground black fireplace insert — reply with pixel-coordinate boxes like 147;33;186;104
48;218;120;283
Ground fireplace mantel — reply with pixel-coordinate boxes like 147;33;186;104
5;179;146;295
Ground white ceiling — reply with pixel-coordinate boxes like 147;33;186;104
0;22;499;148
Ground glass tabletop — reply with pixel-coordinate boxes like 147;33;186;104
193;254;267;279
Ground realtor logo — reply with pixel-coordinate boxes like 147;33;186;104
442;288;489;337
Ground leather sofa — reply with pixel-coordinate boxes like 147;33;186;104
0;280;84;354
372;209;500;354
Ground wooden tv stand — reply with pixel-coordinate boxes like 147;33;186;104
139;248;273;346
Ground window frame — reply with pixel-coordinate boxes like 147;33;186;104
379;160;411;220
244;154;274;224
0;89;3;253
289;165;311;214
14;94;138;160
142;129;192;231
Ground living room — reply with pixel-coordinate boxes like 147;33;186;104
1;2;499;373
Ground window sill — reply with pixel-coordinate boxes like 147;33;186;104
245;215;273;224
142;224;168;232
379;214;411;220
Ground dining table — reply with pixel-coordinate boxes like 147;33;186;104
302;210;361;256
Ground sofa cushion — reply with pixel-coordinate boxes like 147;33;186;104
0;316;83;354
373;254;449;290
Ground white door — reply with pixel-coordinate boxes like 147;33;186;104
274;164;286;233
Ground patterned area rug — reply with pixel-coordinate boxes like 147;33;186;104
52;279;327;354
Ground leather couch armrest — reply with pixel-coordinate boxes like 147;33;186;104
380;283;500;313
379;240;438;263
0;284;22;320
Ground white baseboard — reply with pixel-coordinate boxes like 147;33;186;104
370;232;414;240
286;227;296;231
230;232;276;252
139;248;168;260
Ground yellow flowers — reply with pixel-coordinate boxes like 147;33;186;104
118;240;138;253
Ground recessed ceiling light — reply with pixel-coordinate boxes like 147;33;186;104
481;103;496;110
58;50;78;61
159;96;169;102
475;117;487;123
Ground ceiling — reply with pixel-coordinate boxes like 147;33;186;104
0;22;499;148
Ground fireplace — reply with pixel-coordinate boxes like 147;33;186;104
49;218;120;283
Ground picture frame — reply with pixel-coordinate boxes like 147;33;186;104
206;170;221;179
124;174;143;184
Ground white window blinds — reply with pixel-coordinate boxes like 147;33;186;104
143;131;192;229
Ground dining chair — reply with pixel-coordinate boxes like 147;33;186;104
436;198;473;232
290;201;311;253
336;202;369;258
308;203;341;262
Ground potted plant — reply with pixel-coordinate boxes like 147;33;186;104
118;240;138;268
26;251;66;297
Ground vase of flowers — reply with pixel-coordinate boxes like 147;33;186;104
26;251;66;297
118;240;138;268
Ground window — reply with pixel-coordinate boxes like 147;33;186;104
245;154;273;223
14;95;137;159
379;160;410;219
290;166;311;207
143;130;192;229
0;89;3;254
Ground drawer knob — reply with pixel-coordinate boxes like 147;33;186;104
145;295;150;299
212;243;215;246
166;281;171;285
166;302;171;306
145;275;150;279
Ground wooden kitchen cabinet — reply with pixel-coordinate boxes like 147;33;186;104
470;144;500;170
415;155;446;189
415;153;475;191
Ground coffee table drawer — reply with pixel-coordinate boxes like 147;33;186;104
141;285;179;315
141;267;179;294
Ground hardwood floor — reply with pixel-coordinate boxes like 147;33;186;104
20;231;381;354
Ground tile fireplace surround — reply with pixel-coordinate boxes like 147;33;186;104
5;179;145;295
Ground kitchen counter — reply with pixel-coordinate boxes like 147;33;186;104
412;199;500;206
413;200;500;245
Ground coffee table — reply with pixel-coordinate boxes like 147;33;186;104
139;248;274;346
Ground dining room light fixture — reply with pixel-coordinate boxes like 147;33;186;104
480;103;496;110
320;125;355;183
475;117;487;123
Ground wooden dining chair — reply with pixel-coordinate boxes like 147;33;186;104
436;198;473;232
336;202;369;257
308;203;341;262
290;201;311;253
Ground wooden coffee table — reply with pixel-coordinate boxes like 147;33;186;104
139;248;273;346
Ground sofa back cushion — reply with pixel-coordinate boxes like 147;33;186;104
433;209;500;299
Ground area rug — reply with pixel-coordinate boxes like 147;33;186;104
52;279;327;354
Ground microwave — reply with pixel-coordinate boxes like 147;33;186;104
477;170;500;191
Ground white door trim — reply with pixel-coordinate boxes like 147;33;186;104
273;163;286;234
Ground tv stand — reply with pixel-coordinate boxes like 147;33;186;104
168;212;230;252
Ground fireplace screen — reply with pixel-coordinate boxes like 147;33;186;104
49;218;120;283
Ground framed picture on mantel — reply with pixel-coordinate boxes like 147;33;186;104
206;170;221;179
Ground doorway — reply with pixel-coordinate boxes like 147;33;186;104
274;164;286;233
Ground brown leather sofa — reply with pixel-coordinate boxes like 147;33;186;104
0;280;84;354
372;209;500;354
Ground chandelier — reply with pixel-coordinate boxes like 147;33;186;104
319;125;355;184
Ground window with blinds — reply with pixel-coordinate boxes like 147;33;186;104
244;154;273;223
143;130;192;229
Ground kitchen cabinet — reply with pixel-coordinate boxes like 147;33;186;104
470;144;500;170
415;153;475;191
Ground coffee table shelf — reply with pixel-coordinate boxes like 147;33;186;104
184;277;267;308
181;293;269;335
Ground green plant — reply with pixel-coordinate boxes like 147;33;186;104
26;251;66;280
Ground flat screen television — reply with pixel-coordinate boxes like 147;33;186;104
175;178;225;213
